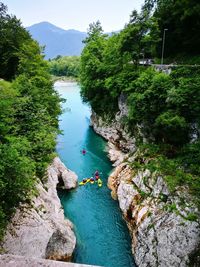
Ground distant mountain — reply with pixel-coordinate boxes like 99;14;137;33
26;22;87;59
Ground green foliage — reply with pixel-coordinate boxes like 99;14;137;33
80;0;200;118
119;9;159;62
155;112;189;145
48;56;80;77
0;80;16;140
167;68;200;124
154;0;200;57
166;203;177;212
0;137;36;209
185;213;198;222
0;206;6;241
11;44;62;178
0;137;36;239
128;69;171;127
79;1;200;208
0;3;31;80
155;158;192;192
139;190;148;199
135;144;200;206
80;21;119;115
0;3;62;240
178;142;200;175
126;67;200;147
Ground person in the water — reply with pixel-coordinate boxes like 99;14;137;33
94;170;100;180
94;170;99;176
82;148;86;155
90;177;95;183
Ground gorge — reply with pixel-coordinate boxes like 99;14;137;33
56;81;135;267
90;94;200;267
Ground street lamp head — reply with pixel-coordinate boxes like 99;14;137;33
164;28;168;31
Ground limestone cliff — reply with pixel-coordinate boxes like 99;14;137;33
1;157;77;262
90;96;200;267
108;159;200;267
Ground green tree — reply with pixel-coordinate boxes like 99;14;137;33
0;80;16;140
80;21;108;113
119;9;159;64
0;2;31;80
79;1;200;210
48;56;80;77
154;0;200;57
0;136;36;239
127;67;200;147
12;40;62;177
0;3;62;240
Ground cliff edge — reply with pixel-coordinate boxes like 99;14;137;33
90;95;200;267
1;157;77;262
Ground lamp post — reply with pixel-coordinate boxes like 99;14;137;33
161;28;168;65
141;48;145;66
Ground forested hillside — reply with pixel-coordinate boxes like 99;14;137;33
80;0;200;205
48;56;80;78
0;3;61;240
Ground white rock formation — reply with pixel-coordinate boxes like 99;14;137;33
90;94;136;154
1;157;77;261
91;103;200;267
108;161;200;267
53;157;77;189
0;254;103;267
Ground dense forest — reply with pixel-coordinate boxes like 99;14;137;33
0;3;62;240
80;0;200;207
48;55;80;78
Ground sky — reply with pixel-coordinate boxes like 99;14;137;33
2;0;144;32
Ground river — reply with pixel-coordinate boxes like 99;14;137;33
55;81;135;267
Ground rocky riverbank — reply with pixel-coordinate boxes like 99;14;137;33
90;96;200;267
1;157;77;262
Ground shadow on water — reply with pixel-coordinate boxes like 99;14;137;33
56;82;136;267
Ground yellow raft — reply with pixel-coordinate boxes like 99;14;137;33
97;178;103;187
79;177;103;187
79;178;90;186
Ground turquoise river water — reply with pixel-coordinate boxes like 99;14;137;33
55;82;135;267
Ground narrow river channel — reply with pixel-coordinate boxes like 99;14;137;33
55;81;135;267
